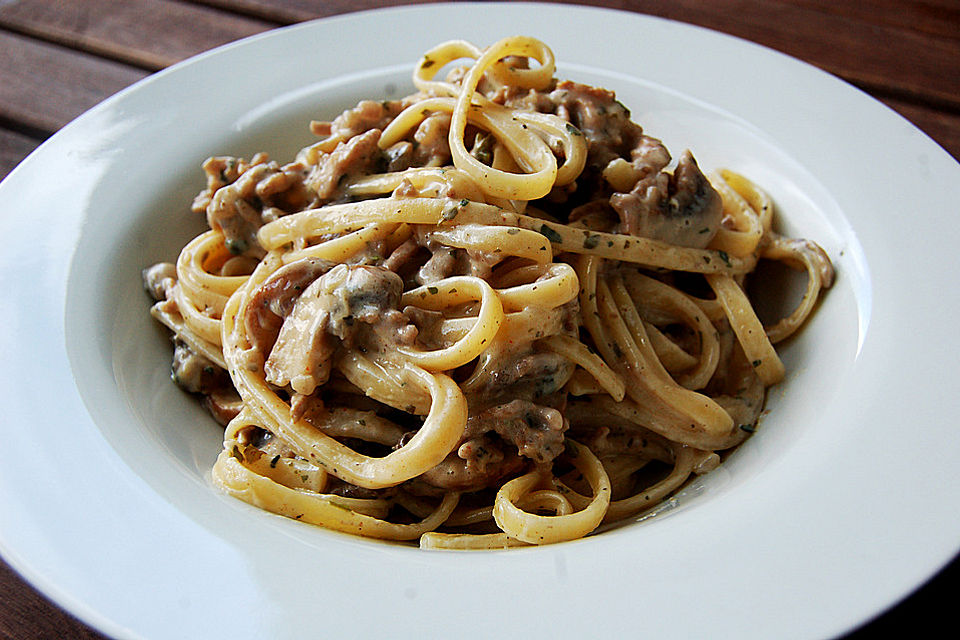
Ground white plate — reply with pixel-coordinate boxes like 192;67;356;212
1;3;958;638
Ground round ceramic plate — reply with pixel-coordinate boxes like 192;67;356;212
2;3;958;638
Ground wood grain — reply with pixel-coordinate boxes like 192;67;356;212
0;127;42;179
785;0;960;41
0;30;147;132
0;560;104;640
0;0;274;69
187;0;446;24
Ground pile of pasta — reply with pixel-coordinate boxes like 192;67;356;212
146;36;833;548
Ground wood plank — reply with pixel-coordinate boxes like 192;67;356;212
186;0;443;24
0;126;43;180
0;0;274;70
0;31;147;133
0;560;105;640
785;0;960;41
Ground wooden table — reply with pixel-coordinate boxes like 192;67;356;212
1;1;957;637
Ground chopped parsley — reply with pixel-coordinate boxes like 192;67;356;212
538;224;563;243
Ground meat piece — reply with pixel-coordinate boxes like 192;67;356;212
417;443;524;492
243;257;334;362
205;160;310;255
415;246;499;285
264;264;409;395
402;306;445;350
207;184;262;256
328;99;403;140
307;129;384;201
609;151;722;248
191;154;265;214
203;389;243;426
414;395;567;491
416;246;459;285
381;237;421;273
383;141;414;172
548;81;646;171
467;399;567;464
485;352;575;401
170;339;226;394
412;112;452;167
142;262;177;301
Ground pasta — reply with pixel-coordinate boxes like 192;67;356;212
143;36;834;549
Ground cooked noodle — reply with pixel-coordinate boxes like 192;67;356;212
143;36;834;548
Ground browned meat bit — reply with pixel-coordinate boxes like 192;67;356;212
142;262;177;301
203;388;243;426
170;339;228;394
549;81;647;171
383;141;415;172
191;153;267;214
264;264;415;395
307;129;384;201
325;99;405;141
206;160;311;255
242;258;334;368
468;399;567;465
496;85;558;113
412;112;452;167
417;444;524;492
415;246;500;285
609;151;722;248
416;394;567;490
381;237;421;273
488;351;575;401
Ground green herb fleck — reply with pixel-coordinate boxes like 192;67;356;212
718;250;731;267
565;123;583;136
441;202;460;221
583;234;599;249
269;455;280;468
224;237;246;255
739;424;756;433
751;359;762;367
427;286;439;294
538;224;562;243
507;227;520;235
